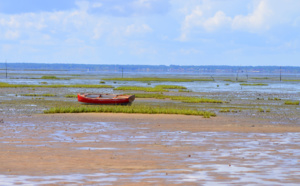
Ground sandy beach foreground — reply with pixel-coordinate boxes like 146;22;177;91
1;113;300;185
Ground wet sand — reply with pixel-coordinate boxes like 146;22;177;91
1;113;300;185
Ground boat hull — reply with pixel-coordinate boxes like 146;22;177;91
77;93;135;105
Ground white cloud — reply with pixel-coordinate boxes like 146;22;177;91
232;0;272;32
93;22;104;39
180;6;203;41
179;0;300;40
92;2;102;8
5;30;20;40
180;48;202;55
125;24;152;36
203;11;231;32
0;1;156;63
86;0;170;16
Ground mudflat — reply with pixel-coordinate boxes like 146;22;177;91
1;73;300;185
1;113;300;185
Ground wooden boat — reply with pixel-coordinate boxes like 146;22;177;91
77;93;135;105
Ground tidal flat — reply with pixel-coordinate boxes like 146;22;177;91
0;71;300;185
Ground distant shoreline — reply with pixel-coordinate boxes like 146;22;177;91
1;63;300;74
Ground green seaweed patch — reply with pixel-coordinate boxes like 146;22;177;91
102;77;213;82
0;82;113;88
40;76;70;80
135;93;223;103
135;93;166;99
155;85;187;89
240;83;268;86
220;109;231;112
283;80;300;82
21;94;56;97
171;96;223;103
44;105;216;118
258;107;271;112
251;77;269;80
65;94;77;98
114;85;188;92
219;109;241;113
284;101;299;105
41;76;59;79
114;86;167;92
268;97;281;101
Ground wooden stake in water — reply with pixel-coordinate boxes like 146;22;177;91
280;66;282;81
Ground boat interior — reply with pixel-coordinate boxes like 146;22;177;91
84;94;117;99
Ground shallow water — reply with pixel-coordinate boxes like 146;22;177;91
2;71;300;95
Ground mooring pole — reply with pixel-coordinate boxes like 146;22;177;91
122;67;123;78
280;66;282;81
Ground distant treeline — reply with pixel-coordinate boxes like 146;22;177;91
0;63;299;74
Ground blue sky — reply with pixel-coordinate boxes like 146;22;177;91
0;0;299;66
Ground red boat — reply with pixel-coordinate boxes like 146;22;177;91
77;93;135;105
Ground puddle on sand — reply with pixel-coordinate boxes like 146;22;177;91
0;173;120;186
77;147;117;150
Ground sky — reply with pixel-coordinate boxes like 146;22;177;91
0;0;300;66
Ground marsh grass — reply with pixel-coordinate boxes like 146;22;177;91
115;85;188;92
103;77;213;82
0;82;113;88
114;86;167;92
134;93;223;103
284;101;299;105
65;94;77;98
223;79;234;82
240;83;268;86
40;76;70;80
41;76;59;79
258;107;271;112
155;85;187;89
283;80;300;82
268;97;281;101
171;96;223;103
135;93;166;99
223;79;247;82
219;109;240;113
21;94;56;97
220;109;230;112
44;105;216;118
252;77;269;80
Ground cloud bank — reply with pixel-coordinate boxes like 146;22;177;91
0;0;299;66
